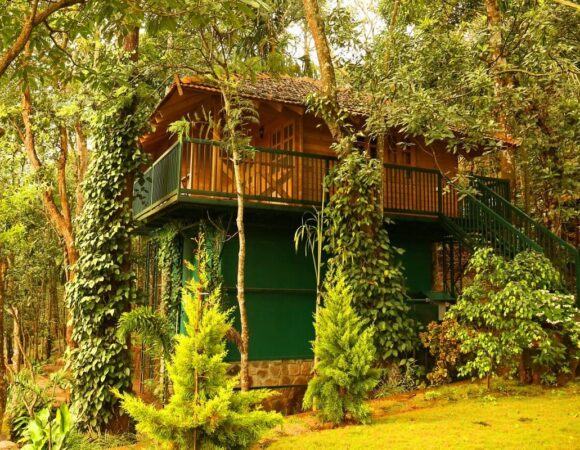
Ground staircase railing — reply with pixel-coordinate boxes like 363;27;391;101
441;183;542;256
471;178;580;299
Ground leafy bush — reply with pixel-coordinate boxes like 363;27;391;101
7;369;51;441
420;319;462;385
67;431;136;450
426;248;580;387
116;276;281;449
304;268;380;424
20;404;72;450
374;358;426;398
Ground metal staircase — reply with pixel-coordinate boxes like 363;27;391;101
440;177;580;302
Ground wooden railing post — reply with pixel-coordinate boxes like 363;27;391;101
177;142;183;197
438;173;443;216
150;164;155;206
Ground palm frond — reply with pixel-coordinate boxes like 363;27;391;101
117;306;174;357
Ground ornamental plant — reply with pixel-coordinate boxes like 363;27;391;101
116;276;281;450
442;248;579;387
325;150;417;361
304;268;380;425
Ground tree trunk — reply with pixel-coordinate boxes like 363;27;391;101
302;0;343;142
21;86;78;348
74;120;89;216
0;259;8;432
233;150;250;391
11;306;21;373
485;0;516;192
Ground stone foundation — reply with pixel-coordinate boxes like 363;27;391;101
229;359;314;414
134;352;315;414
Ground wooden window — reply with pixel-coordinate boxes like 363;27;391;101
272;122;295;150
388;142;414;166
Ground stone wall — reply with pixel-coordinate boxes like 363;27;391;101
134;352;315;414
229;359;314;414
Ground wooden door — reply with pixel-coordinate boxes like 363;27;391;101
258;120;297;200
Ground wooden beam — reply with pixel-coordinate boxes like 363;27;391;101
271;102;283;113
284;104;305;116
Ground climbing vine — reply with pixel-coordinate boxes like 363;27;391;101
324;151;417;362
67;92;147;431
155;223;183;328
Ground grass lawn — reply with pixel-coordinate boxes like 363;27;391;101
262;380;580;450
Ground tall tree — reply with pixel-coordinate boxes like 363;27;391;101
302;0;344;141
364;0;579;236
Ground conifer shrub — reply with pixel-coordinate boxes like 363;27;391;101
304;268;380;424
115;277;281;449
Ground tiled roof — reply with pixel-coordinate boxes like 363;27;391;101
178;74;368;116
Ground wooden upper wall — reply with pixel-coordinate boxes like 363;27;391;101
140;87;458;179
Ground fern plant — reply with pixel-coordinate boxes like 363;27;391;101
115;276;281;449
304;268;380;425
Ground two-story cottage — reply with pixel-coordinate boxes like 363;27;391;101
132;75;578;411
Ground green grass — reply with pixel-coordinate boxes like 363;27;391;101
264;381;580;450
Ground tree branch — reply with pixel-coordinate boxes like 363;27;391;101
0;0;84;77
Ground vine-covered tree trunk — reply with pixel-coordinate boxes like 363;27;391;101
68;24;143;432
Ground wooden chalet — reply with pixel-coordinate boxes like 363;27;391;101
132;75;579;410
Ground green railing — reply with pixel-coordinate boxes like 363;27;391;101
473;175;511;201
133;143;181;216
133;139;446;218
472;177;579;298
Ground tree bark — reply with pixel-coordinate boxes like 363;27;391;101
0;259;8;432
21;88;78;269
0;0;84;77
485;0;517;192
233;149;250;391
11;306;21;373
74;120;89;216
302;0;343;142
21;85;78;348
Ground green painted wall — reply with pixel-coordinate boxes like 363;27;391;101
220;222;316;361
180;217;442;361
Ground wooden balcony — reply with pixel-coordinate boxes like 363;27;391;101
132;139;508;222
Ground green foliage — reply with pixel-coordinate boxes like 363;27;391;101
66;431;136;450
7;369;50;441
304;268;380;425
364;0;580;230
116;276;281;449
20;404;73;450
154;223;183;324
68;91;147;431
374;358;426;398
324;150;417;361
420;319;462;385
443;248;580;385
117;306;174;358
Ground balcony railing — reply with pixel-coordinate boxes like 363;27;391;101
132;139;506;220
